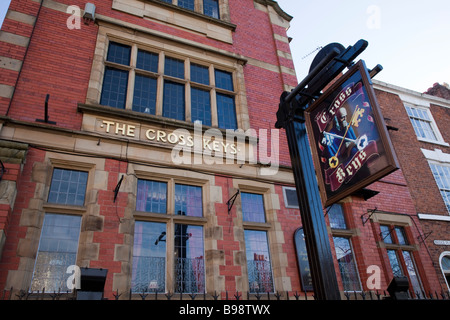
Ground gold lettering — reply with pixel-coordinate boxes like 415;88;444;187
115;123;126;135
221;142;230;153
167;133;178;144
157;130;167;142
127;125;136;137
213;141;220;152
102;120;115;133
146;129;156;140
203;139;212;151
178;134;186;145
186;136;194;147
100;121;242;156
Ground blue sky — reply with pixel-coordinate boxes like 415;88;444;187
0;0;10;29
0;0;449;93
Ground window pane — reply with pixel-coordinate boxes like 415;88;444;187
165;57;184;79
174;224;205;293
48;168;88;206
416;119;437;140
31;214;81;292
203;0;220;18
107;42;131;65
191;63;209;85
405;106;413;117
441;255;450;271
137;50;159;73
175;184;202;217
418;108;430;121
333;237;361;291
328;204;347;229
133;74;157;114
387;250;403;277
215;69;233;91
431;163;450;189
217;93;237;129
380;225;393;244
402;251;423;295
284;187;299;208
178;0;194;10
100;67;128;109
191;88;211;126
132;221;166;293
395;227;408;245
136;179;167;214
244;230;274;293
429;163;450;213
241;192;265;223
163;80;185;121
294;228;313;291
441;190;450;213
406;105;438;141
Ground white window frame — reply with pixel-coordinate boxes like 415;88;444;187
422;148;450;215
400;93;448;146
439;251;450;293
427;160;450;214
282;186;299;209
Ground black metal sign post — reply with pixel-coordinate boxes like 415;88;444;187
276;40;372;300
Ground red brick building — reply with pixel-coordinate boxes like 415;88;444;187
373;80;450;293
0;0;446;300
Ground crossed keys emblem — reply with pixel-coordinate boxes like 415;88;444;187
328;106;366;169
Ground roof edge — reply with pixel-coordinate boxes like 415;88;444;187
373;79;450;109
254;0;293;22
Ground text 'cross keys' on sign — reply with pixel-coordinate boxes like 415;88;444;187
351;107;365;127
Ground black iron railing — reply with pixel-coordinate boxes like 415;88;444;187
2;287;449;300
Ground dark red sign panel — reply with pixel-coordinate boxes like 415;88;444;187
305;60;398;207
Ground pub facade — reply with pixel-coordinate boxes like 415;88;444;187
0;0;446;299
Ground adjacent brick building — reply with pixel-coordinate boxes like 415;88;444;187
0;0;447;300
373;81;450;293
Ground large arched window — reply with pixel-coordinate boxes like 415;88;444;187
440;252;450;292
294;228;313;292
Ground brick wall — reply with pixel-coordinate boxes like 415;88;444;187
375;89;449;215
3;6;97;128
0;147;45;289
91;159;127;297
426;83;450;100
1;0;296;165
373;85;449;292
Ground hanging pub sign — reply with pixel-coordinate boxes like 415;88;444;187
305;60;399;207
